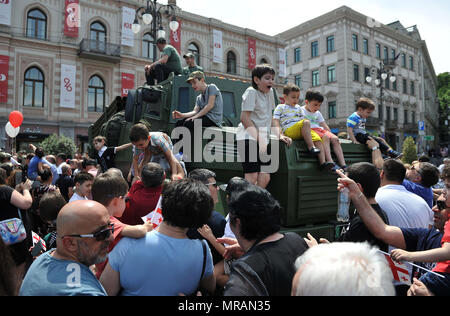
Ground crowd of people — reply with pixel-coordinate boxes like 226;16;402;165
1;58;449;297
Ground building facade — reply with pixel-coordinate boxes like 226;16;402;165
0;0;283;153
0;2;439;153
279;6;439;151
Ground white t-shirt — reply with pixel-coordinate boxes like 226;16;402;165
236;87;275;142
300;106;325;129
69;192;88;203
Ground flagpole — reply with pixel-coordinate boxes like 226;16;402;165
378;250;445;279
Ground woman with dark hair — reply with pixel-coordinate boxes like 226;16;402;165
30;168;57;236
223;185;308;296
0;238;17;296
100;178;216;296
0;167;33;291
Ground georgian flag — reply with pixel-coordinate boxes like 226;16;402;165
31;231;47;252
141;196;163;229
383;253;411;286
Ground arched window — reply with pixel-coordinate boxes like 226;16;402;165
260;58;268;64
90;22;106;52
227;51;237;74
143;33;155;60
188;43;200;66
88;75;105;113
24;67;45;107
26;9;47;40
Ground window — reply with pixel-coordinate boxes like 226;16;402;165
311;41;319;58
379;104;383;120
188;43;200;66
404;110;408;124
383;47;388;61
364;67;370;84
222;91;237;119
376;43;381;59
393;79;397;91
327;66;336;83
312;70;320;87
386;106;391;121
411;111;416;123
294;47;301;63
143;33;155;60
409;56;414;70
410;81;415;96
402;53;406;67
295;75;302;88
403;79;407;94
393;108;398;121
327;36;335;53
226;51;237;74
90;22;106;52
385;78;390;90
391;49;396;60
352;34;358;51
27;9;47;40
363;38;369;55
88;75;105;113
328;101;337;119
24;67;44;107
260;58;268;64
353;64;359;82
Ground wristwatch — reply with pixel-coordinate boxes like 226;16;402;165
371;146;380;151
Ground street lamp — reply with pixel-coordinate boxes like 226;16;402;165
132;0;179;61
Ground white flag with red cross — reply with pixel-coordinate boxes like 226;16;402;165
382;253;411;286
141;195;163;229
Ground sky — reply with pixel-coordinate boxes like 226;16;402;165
170;0;450;75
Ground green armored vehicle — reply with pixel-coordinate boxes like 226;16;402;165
88;73;372;240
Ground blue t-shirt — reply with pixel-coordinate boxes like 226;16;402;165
347;112;367;135
401;227;443;280
402;179;434;208
19;250;107;296
27;156;42;180
108;230;214;296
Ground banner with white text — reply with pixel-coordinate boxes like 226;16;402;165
121;7;135;47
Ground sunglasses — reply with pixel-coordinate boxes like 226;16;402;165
63;223;115;242
437;200;450;211
206;182;219;188
411;165;423;177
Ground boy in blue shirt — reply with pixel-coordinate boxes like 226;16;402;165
347;98;402;159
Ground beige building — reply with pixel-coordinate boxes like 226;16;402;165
0;2;439;153
278;6;439;151
0;0;282;153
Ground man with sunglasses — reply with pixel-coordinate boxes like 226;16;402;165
403;161;440;208
336;164;450;296
20;200;112;296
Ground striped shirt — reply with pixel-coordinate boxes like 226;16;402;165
273;104;304;132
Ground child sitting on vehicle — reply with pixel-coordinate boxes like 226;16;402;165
301;90;347;172
273;83;332;171
347;98;402;159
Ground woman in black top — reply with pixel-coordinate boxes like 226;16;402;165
0;168;33;284
223;185;308;296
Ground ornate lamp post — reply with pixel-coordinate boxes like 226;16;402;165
132;0;179;62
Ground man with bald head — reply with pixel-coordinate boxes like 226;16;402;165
20;200;113;296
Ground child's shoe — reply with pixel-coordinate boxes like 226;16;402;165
319;162;334;171
308;147;321;156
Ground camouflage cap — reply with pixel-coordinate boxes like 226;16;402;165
186;71;205;83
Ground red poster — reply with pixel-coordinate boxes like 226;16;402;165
0;55;9;103
248;38;256;70
64;0;80;38
121;73;135;97
170;20;181;54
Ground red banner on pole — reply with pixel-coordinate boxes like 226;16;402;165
0;55;9;103
248;38;256;70
121;73;135;97
170;20;181;54
64;0;80;38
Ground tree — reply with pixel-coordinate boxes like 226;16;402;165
402;136;417;165
437;72;450;144
40;134;77;158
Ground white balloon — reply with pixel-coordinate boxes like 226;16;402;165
5;121;20;138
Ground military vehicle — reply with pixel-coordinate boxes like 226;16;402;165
89;73;372;240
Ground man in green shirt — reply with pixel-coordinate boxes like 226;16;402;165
181;52;204;76
145;38;182;85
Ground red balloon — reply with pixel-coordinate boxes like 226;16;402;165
9;111;23;128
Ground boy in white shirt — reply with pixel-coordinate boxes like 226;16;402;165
301;90;347;172
273;83;332;171
69;172;94;202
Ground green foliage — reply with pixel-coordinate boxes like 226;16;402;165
40;134;77;158
402;136;417;165
438;72;450;111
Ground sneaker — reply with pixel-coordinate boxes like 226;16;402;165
330;163;343;173
308;147;321;156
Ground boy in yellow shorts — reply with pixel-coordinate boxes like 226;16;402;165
273;83;333;171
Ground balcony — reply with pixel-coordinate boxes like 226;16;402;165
78;39;121;63
385;120;398;130
366;117;380;127
403;123;417;132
